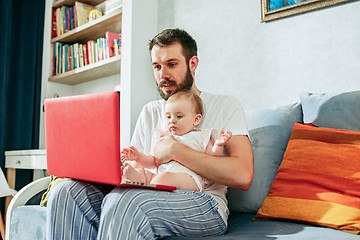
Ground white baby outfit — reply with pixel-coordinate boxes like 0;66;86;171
157;128;217;192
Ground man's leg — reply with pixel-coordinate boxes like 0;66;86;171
98;188;227;239
47;180;105;240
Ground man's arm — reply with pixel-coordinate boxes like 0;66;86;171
153;134;254;190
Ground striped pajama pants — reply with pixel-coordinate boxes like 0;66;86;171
46;180;227;239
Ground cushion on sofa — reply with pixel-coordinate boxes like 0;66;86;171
227;103;303;213
9;206;47;240
300;91;360;131
255;122;360;234
166;213;360;239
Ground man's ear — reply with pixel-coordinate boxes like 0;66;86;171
194;114;202;126
189;56;199;74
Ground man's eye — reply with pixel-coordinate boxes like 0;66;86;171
154;65;161;70
169;63;176;67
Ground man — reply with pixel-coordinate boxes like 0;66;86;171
47;28;254;239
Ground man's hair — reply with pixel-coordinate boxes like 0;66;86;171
167;90;203;115
149;28;198;63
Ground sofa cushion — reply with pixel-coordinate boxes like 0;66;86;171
9;206;47;240
255;122;360;234
165;213;360;239
300;91;360;131
227;103;302;213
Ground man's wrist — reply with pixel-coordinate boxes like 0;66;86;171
169;140;184;162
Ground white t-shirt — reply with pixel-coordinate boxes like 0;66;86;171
131;91;249;224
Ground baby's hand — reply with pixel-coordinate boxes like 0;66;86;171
214;130;232;147
121;146;140;162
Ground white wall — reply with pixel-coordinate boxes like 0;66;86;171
158;0;360;110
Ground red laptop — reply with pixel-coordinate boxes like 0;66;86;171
44;91;175;191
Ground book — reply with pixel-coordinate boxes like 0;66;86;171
51;8;57;38
83;44;88;65
75;1;101;27
66;7;70;32
72;7;77;29
87;40;96;64
62;6;67;33
105;31;121;58
69;6;74;30
105;0;123;14
79;43;84;67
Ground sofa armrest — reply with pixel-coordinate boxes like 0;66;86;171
5;176;50;240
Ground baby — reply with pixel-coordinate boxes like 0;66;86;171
121;90;232;192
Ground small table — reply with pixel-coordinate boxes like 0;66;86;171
4;149;47;213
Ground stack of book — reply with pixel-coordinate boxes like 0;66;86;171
52;1;102;38
51;32;121;76
105;0;123;14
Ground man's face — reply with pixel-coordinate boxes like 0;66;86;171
151;42;194;100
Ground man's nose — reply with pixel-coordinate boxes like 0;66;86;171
160;67;170;80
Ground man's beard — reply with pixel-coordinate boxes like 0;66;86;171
157;68;194;100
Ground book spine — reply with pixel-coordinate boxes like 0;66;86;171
66;7;70;32
79;43;84;67
94;41;98;63
62;6;67;33
69;6;74;30
57;7;63;35
51;8;57;38
97;38;102;61
74;43;79;69
70;45;74;70
83;44;88;65
58;42;62;74
103;38;108;60
73;6;77;28
62;45;65;73
114;40;118;57
87;40;93;64
51;42;55;75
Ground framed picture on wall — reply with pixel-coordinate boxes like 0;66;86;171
261;0;357;22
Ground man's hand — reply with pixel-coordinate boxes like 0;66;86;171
153;134;178;167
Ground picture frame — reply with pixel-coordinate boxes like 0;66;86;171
261;0;357;22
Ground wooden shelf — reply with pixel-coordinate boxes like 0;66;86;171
51;8;122;44
53;0;104;8
48;55;121;85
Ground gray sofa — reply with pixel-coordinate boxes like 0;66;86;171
6;91;360;240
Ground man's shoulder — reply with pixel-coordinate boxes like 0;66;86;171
143;99;165;112
201;92;240;105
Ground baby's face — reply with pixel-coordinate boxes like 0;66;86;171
165;98;200;136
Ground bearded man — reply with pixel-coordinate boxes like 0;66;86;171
47;28;253;239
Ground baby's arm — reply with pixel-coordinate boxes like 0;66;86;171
209;130;232;156
121;146;157;169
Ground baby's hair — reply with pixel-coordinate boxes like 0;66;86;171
167;90;203;115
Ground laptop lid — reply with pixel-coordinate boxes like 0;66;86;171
45;91;122;185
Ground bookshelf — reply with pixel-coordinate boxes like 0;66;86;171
48;55;121;85
52;0;104;9
51;8;122;44
49;2;122;85
39;0;159;149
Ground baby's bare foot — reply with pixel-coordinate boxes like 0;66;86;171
122;162;146;183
